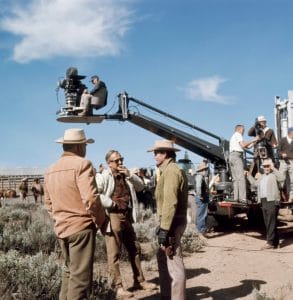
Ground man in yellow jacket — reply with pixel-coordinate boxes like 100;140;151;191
44;128;106;300
148;140;188;300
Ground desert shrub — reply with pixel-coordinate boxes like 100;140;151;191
0;250;61;300
0;208;31;228
251;283;293;300
181;224;205;253
94;232;107;262
134;212;158;243
90;276;116;299
8;201;38;211
133;221;157;243
0;211;56;254
136;207;156;223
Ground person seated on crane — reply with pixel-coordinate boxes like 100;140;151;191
78;75;108;116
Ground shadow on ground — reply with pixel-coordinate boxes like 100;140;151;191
187;279;267;300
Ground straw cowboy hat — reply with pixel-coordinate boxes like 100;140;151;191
196;163;208;172
55;128;94;144
148;140;180;152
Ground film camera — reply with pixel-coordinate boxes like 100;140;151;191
253;119;268;159
58;67;87;110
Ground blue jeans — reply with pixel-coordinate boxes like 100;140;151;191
195;195;208;233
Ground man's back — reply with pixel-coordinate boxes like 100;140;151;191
45;153;104;238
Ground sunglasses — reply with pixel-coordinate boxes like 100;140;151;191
262;165;271;168
109;157;124;163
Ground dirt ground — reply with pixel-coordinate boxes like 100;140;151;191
113;212;293;300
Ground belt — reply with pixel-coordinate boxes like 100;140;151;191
230;151;243;154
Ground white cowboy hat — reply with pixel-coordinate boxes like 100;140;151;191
147;140;180;152
55;128;94;144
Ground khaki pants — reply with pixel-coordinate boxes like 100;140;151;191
105;212;144;287
229;151;246;201
157;224;186;300
58;225;96;300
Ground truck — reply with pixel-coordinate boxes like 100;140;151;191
56;77;293;223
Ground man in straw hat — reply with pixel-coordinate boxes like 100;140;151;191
148;139;188;300
247;158;284;249
44;128;106;299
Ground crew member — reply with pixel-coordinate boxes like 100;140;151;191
195;161;209;237
148;139;188;300
79;75;108;116
44;128;106;299
248;115;278;161
95;150;156;298
278;127;293;201
247;158;284;249
229;124;258;203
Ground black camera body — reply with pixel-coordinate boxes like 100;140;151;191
58;76;86;108
254;121;263;136
57;67;87;113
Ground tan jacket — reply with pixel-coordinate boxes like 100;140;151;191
155;158;188;231
44;152;105;238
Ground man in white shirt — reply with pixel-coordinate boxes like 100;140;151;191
229;124;258;203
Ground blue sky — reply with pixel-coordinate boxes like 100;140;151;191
1;0;293;172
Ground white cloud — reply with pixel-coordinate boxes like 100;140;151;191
0;0;134;63
182;76;232;104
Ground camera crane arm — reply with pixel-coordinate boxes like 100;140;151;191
58;91;230;167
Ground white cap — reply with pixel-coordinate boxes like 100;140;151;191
257;115;266;122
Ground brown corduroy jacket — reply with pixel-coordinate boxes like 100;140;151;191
44;152;105;238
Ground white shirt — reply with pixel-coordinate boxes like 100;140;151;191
229;131;244;153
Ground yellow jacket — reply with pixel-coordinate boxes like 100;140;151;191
155;158;188;231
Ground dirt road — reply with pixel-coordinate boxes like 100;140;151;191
122;216;293;300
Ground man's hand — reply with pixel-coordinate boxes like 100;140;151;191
100;215;110;235
117;166;130;177
158;228;169;246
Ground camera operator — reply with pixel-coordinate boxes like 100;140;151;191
78;75;108;116
248;115;278;162
58;67;87;109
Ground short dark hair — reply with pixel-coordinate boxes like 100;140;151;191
235;124;244;131
91;75;99;81
63;144;77;151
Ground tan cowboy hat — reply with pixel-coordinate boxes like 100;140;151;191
147;140;180;152
55;128;94;144
197;163;208;172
